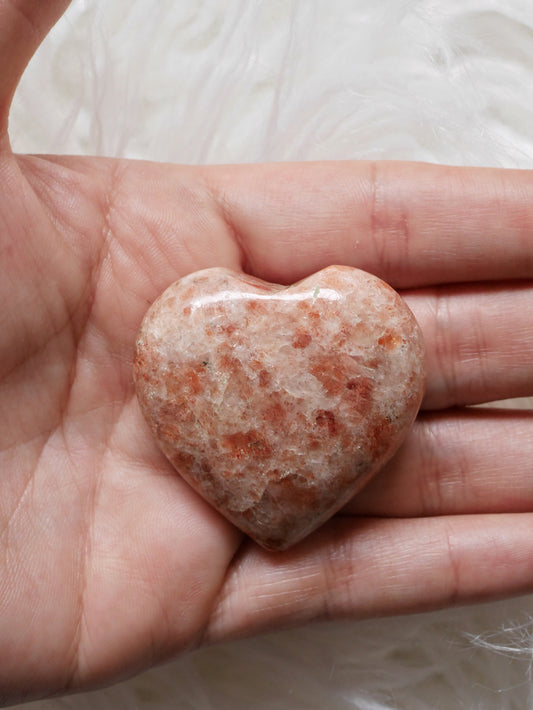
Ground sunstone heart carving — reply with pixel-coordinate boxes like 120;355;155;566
133;265;425;551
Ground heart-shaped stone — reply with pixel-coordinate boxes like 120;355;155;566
133;265;425;551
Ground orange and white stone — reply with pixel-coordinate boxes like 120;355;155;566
133;266;425;550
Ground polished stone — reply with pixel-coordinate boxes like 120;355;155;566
134;266;425;550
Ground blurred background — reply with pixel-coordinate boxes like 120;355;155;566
12;1;533;708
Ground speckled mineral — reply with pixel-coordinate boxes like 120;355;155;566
133;266;425;550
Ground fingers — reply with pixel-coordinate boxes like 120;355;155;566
0;0;70;128
404;282;533;408
346;409;533;517
206;161;533;288
205;513;533;643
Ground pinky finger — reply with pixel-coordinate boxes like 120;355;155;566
205;513;533;643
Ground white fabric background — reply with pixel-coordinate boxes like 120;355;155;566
10;1;533;708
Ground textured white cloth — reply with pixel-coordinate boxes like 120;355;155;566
11;1;533;708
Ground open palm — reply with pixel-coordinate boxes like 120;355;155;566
2;2;533;705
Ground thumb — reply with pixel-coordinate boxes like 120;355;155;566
0;0;70;133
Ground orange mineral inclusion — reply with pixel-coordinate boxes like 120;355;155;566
133;265;425;551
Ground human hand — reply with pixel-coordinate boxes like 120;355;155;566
1;1;533;704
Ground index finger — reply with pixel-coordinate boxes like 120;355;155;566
205;161;533;288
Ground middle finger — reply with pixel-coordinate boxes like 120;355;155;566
404;282;533;409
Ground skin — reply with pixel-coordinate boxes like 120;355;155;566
1;0;533;704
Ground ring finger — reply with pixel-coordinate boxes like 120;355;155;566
345;408;533;518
